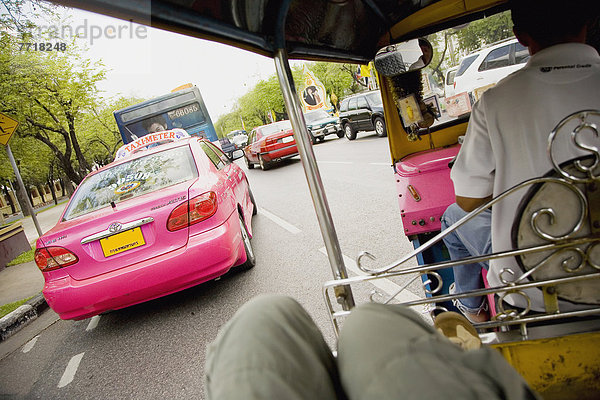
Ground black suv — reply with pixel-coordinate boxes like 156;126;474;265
338;90;386;140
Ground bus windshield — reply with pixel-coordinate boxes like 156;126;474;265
113;85;218;144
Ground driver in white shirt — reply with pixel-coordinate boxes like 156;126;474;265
442;0;600;322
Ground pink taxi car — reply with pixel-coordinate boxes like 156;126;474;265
35;130;257;320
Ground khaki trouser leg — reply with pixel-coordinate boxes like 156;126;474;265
205;294;345;400
337;302;538;400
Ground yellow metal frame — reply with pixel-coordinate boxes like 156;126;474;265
492;331;600;398
379;78;468;162
380;0;508;163
391;0;507;40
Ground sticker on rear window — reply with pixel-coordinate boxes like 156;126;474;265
115;181;141;194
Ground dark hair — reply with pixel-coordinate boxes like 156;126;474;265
142;115;167;131
510;0;595;47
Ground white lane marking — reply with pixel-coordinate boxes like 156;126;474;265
369;162;391;166
258;208;301;234
318;161;353;165
86;315;101;331
22;335;39;353
58;352;85;388
318;248;420;303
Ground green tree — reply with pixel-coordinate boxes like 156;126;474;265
310;62;362;100
80;96;144;167
215;61;364;136
0;33;106;185
454;11;513;53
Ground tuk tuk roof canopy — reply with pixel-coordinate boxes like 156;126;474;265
53;0;508;64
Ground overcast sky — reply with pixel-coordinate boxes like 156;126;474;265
53;5;292;120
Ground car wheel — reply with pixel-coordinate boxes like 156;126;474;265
249;186;258;216
237;213;256;270
336;130;344;138
245;156;254;169
318;136;325;142
344;123;356;140
309;131;317;144
259;155;271;171
374;117;387;137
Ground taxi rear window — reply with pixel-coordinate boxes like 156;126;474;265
63;146;198;220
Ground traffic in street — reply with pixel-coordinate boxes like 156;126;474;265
0;132;423;399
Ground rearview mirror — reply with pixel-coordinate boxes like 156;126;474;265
374;38;433;77
231;149;244;160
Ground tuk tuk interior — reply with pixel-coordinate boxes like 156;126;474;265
53;0;600;397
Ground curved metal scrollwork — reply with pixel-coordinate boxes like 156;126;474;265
548;110;600;183
357;251;378;274
529;177;588;241
496;290;532;320
422;271;444;296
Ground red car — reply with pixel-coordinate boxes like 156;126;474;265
243;120;299;170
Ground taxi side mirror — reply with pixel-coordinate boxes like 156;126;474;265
231;150;244;160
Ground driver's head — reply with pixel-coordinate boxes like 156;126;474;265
509;0;595;49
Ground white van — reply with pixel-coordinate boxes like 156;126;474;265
453;38;529;102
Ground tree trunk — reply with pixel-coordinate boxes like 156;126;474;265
3;184;16;214
37;184;46;203
26;187;34;209
48;179;58;205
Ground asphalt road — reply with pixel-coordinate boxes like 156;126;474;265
0;130;424;399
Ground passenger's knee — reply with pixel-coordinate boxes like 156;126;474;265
237;294;304;321
441;202;468;229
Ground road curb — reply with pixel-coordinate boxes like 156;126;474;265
0;293;48;341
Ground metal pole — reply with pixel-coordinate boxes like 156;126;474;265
273;48;355;310
6;144;43;237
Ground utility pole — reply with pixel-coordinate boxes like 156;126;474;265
1;113;43;237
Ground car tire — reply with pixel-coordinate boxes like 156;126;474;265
344;123;356;140
374;117;387;137
249;186;258;216
336;130;344;138
318;136;325;142
309;131;317;144
245;156;254;169
237;213;255;270
259;155;271;171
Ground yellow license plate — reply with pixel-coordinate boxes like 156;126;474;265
100;227;146;257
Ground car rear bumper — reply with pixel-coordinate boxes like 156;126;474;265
43;211;246;320
260;144;298;162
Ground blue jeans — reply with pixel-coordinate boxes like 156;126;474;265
441;203;492;311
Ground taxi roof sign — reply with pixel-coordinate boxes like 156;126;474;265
114;129;190;160
0;113;19;146
171;83;193;92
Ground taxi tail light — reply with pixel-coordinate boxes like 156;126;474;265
167;192;218;232
35;247;79;272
